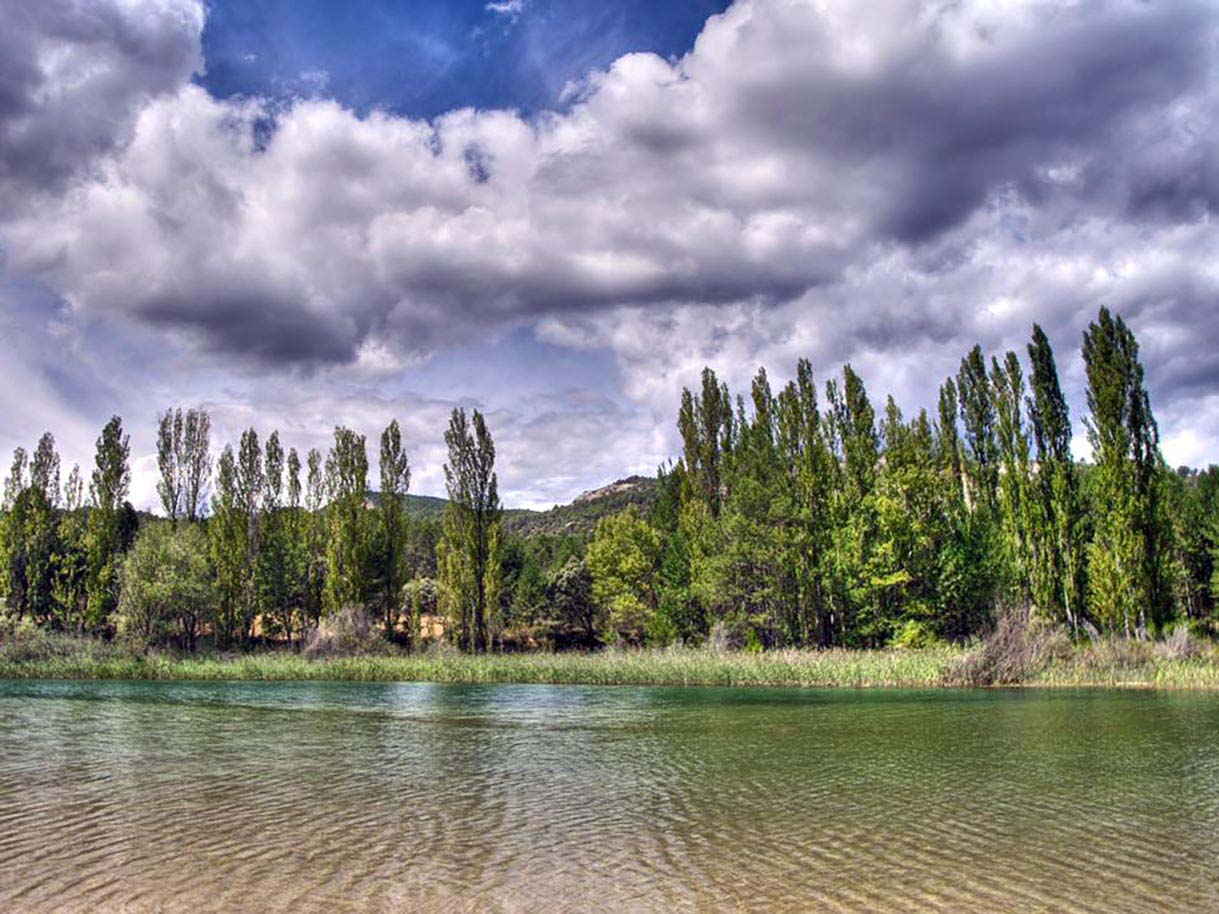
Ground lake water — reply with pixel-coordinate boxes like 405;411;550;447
0;681;1217;913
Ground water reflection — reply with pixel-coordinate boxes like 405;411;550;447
0;682;1217;912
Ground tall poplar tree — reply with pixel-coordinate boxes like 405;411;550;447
85;416;131;631
1083;307;1172;634
323;427;369;614
156;408;185;525
437;408;502;652
182;408;212;522
209;445;245;645
377;419;411;641
1026;324;1086;631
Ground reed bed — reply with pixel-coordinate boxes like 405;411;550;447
5;630;1219;689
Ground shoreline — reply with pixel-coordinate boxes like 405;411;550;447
3;641;1219;690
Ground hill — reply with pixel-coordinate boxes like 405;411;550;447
384;475;659;538
504;476;658;537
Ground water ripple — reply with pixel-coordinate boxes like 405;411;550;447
0;682;1217;912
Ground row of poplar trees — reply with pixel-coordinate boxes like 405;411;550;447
4;306;1215;651
587;307;1215;647
1;406;504;651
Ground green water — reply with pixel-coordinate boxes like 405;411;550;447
0;681;1216;913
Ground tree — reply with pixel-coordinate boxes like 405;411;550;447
1026;324;1087;631
549;556;598;646
182;408;212;522
53;465;89;632
85;416;131;631
258;431;294;643
588;506;661;644
957;345;998;512
677;367;735;516
156;408;185;525
437;408;502;652
991;351;1034;605
324;427;369;615
1083;307;1173;634
235;429;264;641
118;522;214;650
208;446;245;646
376;419;411;641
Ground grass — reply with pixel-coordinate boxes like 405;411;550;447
4;627;1219;689
0;636;961;687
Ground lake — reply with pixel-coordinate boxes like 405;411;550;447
0;681;1216;912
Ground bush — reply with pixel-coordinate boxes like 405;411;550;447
303;606;395;657
954;615;1072;686
894;619;943;650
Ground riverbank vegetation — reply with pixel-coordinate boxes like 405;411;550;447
2;306;1218;666
2;622;1219;689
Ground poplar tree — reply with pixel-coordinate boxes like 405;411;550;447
990;351;1034;605
437;408;502;652
235;429;264;641
85;416;131;631
258;431;292;642
377;419;411;641
323;427;369;615
1083;307;1172;634
303;447;327;628
677;368;735;516
957;345;998;512
182;408;212;522
1026;324;1086;631
209;445;245;645
156;408;185;524
54;464;89;631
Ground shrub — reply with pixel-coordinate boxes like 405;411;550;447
303;606;394;657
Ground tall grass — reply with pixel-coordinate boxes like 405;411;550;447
3;629;1219;689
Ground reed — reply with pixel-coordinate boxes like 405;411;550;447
3;631;1219;689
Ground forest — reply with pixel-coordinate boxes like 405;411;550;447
2;306;1217;656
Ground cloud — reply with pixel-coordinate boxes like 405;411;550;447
0;0;203;208
1;0;1218;504
485;1;526;20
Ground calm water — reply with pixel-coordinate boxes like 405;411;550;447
0;682;1217;913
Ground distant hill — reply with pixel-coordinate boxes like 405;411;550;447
505;476;658;537
376;475;659;538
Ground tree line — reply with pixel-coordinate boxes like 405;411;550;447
2;307;1217;652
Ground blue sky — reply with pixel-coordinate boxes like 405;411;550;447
1;0;1217;512
199;0;730;117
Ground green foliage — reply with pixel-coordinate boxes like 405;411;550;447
323;426;370;616
437;408;502;652
1083;307;1173;634
1;307;1204;658
118;522;213;649
587;506;661;644
85;416;132;632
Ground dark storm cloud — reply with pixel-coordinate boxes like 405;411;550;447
138;288;360;366
0;0;202;204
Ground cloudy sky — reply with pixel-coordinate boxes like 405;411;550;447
1;0;1216;511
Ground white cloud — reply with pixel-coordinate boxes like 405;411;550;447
1;0;1218;510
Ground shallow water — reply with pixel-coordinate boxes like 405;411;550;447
0;681;1217;913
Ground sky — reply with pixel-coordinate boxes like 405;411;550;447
0;0;1217;511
